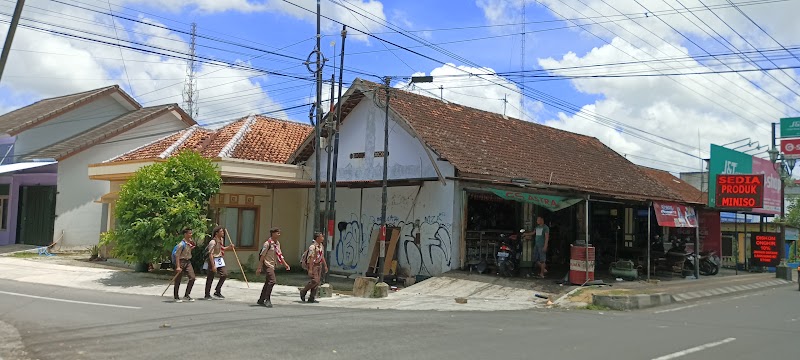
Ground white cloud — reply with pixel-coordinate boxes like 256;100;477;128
116;0;387;43
394;64;543;121
0;0;286;128
476;0;799;172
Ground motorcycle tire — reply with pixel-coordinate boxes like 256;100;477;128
709;263;719;276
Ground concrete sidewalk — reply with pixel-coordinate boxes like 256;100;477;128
0;254;554;312
569;272;794;310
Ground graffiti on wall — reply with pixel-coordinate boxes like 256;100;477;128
335;212;453;276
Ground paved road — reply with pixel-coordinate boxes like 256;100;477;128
0;278;795;360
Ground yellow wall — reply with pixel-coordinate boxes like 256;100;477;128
211;186;308;272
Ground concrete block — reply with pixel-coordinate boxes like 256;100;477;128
353;277;377;298
318;283;333;298
404;277;416;287
372;282;389;298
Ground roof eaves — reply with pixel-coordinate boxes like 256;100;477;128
8;85;135;136
49;105;172;161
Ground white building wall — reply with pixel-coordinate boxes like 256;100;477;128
55;114;189;248
319;99;446;181
15;97;130;158
306;98;459;276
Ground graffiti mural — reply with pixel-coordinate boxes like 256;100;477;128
333;212;453;276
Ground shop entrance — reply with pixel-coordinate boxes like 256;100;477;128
463;189;580;279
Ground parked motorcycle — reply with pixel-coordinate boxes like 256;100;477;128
497;229;523;277
699;250;720;276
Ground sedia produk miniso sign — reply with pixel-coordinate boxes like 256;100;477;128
715;174;765;209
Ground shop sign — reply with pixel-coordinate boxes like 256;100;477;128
653;202;698;228
780;117;800;138
750;232;780;267
707;145;779;215
488;188;582;211
715;174;764;209
780;138;800;158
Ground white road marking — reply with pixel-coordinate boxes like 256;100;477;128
0;290;141;310
653;304;699;314
651;338;736;360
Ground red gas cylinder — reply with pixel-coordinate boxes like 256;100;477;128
569;245;596;285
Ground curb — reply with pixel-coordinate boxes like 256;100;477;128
593;279;793;310
671;279;791;303
593;293;671;310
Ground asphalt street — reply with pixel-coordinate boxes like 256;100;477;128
0;278;796;360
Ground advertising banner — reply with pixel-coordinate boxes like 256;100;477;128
653;202;698;227
750;232;780;267
708;144;780;215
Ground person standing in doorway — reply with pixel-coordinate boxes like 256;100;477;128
300;232;328;303
174;228;197;302
524;216;550;278
203;226;234;300
256;228;290;308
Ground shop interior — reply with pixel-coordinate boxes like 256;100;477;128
463;191;578;277
464;191;706;281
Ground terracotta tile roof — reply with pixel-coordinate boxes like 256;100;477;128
0;85;140;135
231;115;313;162
638;166;707;205
25;104;194;161
292;78;685;202
107;115;311;163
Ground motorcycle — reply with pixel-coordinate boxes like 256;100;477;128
497;229;524;277
699;250;720;276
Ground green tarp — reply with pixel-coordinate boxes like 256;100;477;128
488;188;582;211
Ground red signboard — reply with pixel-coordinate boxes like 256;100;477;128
751;232;779;267
781;138;800;158
653;202;698;228
715;174;764;209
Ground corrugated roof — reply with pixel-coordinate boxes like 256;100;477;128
25;104;193;161
0;85;140;135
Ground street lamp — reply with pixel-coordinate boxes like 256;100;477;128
768;146;796;279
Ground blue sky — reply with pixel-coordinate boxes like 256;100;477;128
1;0;799;174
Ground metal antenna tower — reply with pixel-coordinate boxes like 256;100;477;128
183;22;199;119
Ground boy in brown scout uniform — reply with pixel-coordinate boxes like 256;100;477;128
173;228;196;303
255;227;290;308
203;226;234;300
300;232;328;303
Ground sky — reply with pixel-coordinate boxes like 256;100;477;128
0;0;799;175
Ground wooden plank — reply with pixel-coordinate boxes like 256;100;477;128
367;227;401;275
383;228;401;275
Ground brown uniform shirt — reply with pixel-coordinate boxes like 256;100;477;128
176;240;192;260
307;242;324;266
206;238;223;258
261;238;284;269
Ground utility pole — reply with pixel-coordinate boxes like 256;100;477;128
182;23;199;119
377;76;391;283
0;0;25;84
312;0;324;235
326;25;347;282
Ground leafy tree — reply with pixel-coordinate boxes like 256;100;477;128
101;150;222;265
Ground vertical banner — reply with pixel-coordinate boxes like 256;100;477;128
699;210;721;255
750;232;780;267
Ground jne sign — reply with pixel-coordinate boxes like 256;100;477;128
715;174;764;209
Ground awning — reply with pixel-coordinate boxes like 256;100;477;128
488;188;582;211
0;161;56;175
653;201;698;228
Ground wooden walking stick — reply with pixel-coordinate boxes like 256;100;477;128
162;270;183;297
225;228;249;288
